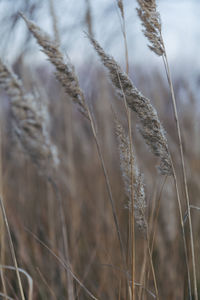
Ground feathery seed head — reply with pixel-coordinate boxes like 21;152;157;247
0;60;59;177
136;0;164;56
20;13;89;120
88;36;172;175
115;117;147;230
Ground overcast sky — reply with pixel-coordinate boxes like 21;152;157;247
1;0;200;76
56;0;200;74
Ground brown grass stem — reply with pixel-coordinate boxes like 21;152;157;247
86;108;128;279
150;176;167;254
145;227;159;300
162;47;194;298
116;0;129;74
48;177;75;300
0;196;25;300
170;160;192;300
131;191;135;300
36;267;57;300
138;244;147;300
0;125;7;300
117;71;135;299
19;17;127;280
162;54;197;300
139;178;166;300
48;0;60;46
135;1;193;296
139;211;159;300
135;216;159;299
25;228;99;300
0;292;14;300
0;265;33;300
143;177;167;299
116;3;134;296
84;0;94;37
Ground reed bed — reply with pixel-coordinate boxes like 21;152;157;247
0;1;199;299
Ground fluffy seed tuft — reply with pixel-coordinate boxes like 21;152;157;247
0;60;59;177
88;35;172;175
115;117;147;230
136;0;164;56
20;13;89;120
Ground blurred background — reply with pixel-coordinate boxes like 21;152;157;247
0;0;200;299
1;0;200;71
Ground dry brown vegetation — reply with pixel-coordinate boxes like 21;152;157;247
0;0;199;299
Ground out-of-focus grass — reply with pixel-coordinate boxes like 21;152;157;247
0;61;199;299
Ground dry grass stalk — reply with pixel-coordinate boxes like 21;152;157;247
0;196;25;300
20;14;128;285
20;13;89;120
48;178;75;300
136;0;164;56
115;117;159;299
0;60;76;299
48;0;60;46
137;1;195;299
115;117;146;230
0;265;33;300
0;120;8;299
163;60;194;300
27;229;99;300
88;35;172;176
116;0;129;73
0;110;25;300
117;0;124;19
84;0;94;37
114;5;133;296
0;60;59;178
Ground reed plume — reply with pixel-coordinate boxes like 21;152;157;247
115;117;146;230
115;116;160;297
0;60;59;178
136;0;164;56
88;35;172;176
136;1;195;299
0;60;77;300
20;13;89;120
19;14;128;280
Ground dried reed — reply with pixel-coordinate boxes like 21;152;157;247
116;0;129;73
0;60;59;178
20;14;128;284
115;116;160;299
88;28;170;299
0;117;7;299
115;2;134;297
88;35;172;176
0;59;78;299
20;13;89;121
136;1;195;299
136;0;164;56
84;0;94;37
0;195;25;300
48;0;60;46
115;117;146;231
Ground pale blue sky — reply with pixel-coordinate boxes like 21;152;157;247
55;0;200;74
2;0;200;75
